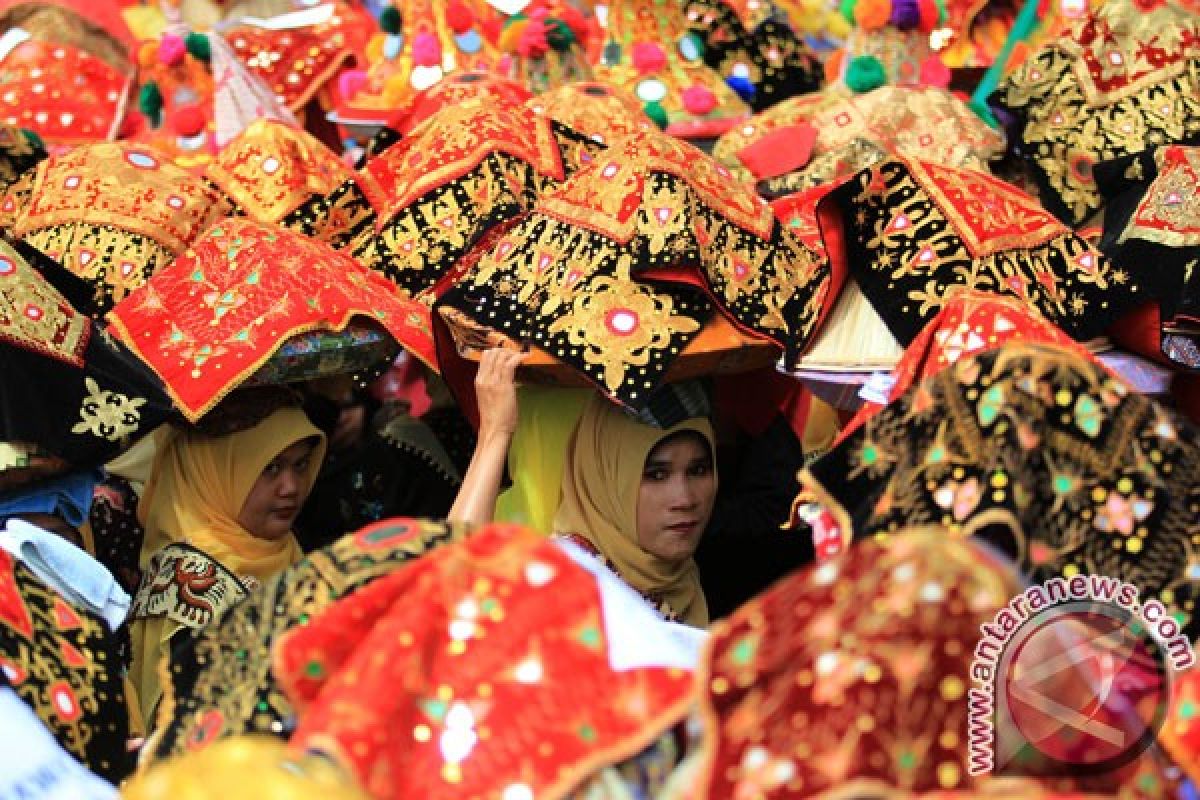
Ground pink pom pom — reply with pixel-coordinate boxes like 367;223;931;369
338;69;368;100
445;1;475;34
411;32;442;67
157;34;187;67
919;55;951;87
517;18;550;58
682;85;717;115
631;42;667;75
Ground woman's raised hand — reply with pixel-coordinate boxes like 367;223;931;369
475;347;525;439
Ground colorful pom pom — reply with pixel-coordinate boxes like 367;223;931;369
338;69;368;100
169;104;207;137
383;33;404;60
681;84;717;115
852;0;891;30
839;0;858;24
482;16;504;44
844;54;886;92
157;34;187;66
383;74;408;105
517;19;550;58
919;54;951;87
445;1;475;34
823;49;845;83
498;17;529;53
380;6;402;34
411;32;442;66
138;82;163;126
726;74;756;103
643;101;668;129
185;32;211;62
889;0;921;29
544;18;575;51
556;4;587;39
631;42;667;74
137;40;159;69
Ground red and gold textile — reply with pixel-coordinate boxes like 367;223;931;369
363;103;602;296
390;71;532;135
714;87;1004;189
527;83;652;144
438;131;831;406
107;218;434;421
277;524;695;800
205;119;357;224
824;156;1144;346
0;38;129;146
991;1;1200;226
12;143;231;314
0;548;129;781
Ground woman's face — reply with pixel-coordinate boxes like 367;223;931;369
635;432;716;563
236;437;319;541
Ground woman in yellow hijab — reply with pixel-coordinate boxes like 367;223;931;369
130;403;326;720
554;394;717;628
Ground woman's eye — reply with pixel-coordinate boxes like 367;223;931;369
263;462;282;476
643;468;668;482
688;463;712;477
295;458;310;473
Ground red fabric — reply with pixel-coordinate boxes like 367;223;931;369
735;124;817;181
390;72;532;135
276;524;694;800
108;218;434;421
0;40;127;144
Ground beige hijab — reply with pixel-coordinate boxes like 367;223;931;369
554;395;714;627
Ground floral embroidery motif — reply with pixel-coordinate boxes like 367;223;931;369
70;377;146;442
0;240;89;366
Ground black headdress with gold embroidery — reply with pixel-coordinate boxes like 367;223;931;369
990;2;1200;227
794;342;1200;638
824;155;1146;347
438;130;830;407
0;238;173;489
146;518;469;763
0;548;130;780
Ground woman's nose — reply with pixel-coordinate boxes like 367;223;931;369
277;468;300;497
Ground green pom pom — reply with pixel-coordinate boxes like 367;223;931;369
380;6;402;34
185;32;211;61
845;55;886;93
934;0;947;25
545;18;576;52
840;0;858;24
643;101;668;130
20;128;44;152
138;82;163;127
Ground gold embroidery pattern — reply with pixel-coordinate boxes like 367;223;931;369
147;519;468;762
0;124;45;189
994;3;1200;225
1123;145;1200;248
527;84;652;144
0;169;36;231
0;239;89;366
798;343;1200;639
205;120;358;224
836;157;1141;344
130;544;249;631
71;377;147;442
0;552;128;779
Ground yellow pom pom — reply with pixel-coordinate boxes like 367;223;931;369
383;73;409;105
827;13;852;38
365;32;386;64
137;40;160;70
497;18;529;54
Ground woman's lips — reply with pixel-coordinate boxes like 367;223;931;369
666;520;699;534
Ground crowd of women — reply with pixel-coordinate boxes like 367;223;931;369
0;0;1198;796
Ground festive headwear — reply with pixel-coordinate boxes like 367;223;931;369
362;103;602;296
386;70;532;135
276;524;697;798
526;82;652;143
822;155;1143;347
204;119;359;224
0;238;173;490
682;0;823;111
146;518;469;762
438;130;830;407
554;393;714;626
592;0;751;138
107;219;434;422
0;548;130;780
825;0;947;93
1096;145;1200;370
123;735;370;800
11;142;231;314
714;85;1005;189
791;342;1200;640
990;1;1200;227
336;0;503;126
497;0;594;93
0;2;133;145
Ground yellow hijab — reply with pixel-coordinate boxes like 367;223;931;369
553;395;714;627
139;407;326;581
